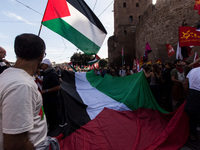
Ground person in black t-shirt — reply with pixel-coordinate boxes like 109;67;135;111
40;59;62;135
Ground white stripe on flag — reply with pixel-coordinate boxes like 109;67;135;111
176;42;183;60
62;2;106;47
75;72;130;120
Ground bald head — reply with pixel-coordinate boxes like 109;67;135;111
0;46;6;59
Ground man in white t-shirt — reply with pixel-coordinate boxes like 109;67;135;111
184;67;200;141
0;34;59;150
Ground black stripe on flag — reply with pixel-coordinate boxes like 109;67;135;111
66;0;107;34
60;70;91;137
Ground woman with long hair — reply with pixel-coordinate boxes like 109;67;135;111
143;63;162;105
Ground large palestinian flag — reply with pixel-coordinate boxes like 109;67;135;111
55;70;189;150
42;0;107;55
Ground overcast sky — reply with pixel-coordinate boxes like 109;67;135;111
0;0;114;63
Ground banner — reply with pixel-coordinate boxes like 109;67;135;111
179;26;200;47
194;0;200;14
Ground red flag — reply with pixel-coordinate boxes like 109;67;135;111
156;58;162;65
194;0;200;13
145;42;152;53
147;60;152;65
166;44;175;57
179;26;200;47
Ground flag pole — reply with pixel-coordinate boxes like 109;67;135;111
38;0;49;37
38;23;43;37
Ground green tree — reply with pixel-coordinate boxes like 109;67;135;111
70;52;94;66
99;58;108;67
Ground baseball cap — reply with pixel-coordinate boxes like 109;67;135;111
41;58;52;67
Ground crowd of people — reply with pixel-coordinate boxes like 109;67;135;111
90;58;200;142
1;33;200;149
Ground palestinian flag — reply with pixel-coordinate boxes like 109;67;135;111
87;55;100;65
55;70;189;149
68;60;76;72
42;0;107;55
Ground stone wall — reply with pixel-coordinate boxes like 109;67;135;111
108;0;200;67
108;0;151;67
135;0;200;63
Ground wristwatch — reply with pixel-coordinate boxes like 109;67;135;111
45;89;48;93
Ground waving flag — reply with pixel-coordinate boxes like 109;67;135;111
179;26;200;47
87;55;100;64
176;42;183;60
145;42;152;53
194;0;200;14
156;58;162;65
144;42;152;61
55;70;189;150
166;44;175;57
68;60;76;72
42;0;107;55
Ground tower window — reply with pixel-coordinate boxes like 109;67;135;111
123;2;126;7
124;30;127;35
136;3;139;7
129;16;133;22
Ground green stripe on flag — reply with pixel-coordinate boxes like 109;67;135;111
42;18;100;55
86;70;168;113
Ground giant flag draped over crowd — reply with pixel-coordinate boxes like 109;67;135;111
52;70;190;150
41;0;107;55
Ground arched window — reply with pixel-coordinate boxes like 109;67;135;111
129;16;133;22
123;2;126;7
136;3;139;7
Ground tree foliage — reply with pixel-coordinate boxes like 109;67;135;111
99;58;108;67
70;52;95;66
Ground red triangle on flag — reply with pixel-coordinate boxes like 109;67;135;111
42;0;71;22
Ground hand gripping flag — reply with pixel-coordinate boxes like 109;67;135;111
41;0;107;55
